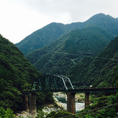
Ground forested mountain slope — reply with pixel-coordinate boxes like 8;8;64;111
27;27;112;75
0;35;53;112
16;23;65;55
71;37;118;88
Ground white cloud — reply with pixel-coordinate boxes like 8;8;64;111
0;0;117;43
21;0;118;21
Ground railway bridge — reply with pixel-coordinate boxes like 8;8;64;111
24;74;118;115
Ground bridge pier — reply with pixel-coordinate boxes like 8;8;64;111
24;94;29;112
29;93;37;115
67;92;76;114
85;92;90;108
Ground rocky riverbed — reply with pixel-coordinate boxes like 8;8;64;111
16;92;85;117
53;92;85;112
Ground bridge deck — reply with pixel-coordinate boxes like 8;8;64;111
31;88;118;93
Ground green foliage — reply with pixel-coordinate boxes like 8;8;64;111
36;92;54;107
36;110;77;118
0;35;53;112
77;94;118;118
0;107;15;118
70;37;118;88
0;35;39;111
46;111;77;118
36;110;48;118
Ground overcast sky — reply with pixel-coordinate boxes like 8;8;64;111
0;0;117;43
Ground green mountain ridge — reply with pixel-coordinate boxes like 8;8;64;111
16;13;118;55
27;27;112;75
16;23;65;55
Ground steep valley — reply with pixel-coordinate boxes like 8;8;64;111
0;13;118;118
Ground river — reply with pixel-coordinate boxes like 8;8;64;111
60;102;85;111
53;92;85;112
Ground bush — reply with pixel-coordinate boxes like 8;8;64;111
46;111;77;118
0;107;15;118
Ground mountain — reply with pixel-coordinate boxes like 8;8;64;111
16;23;65;55
27;27;112;75
65;13;118;35
83;13;118;36
71;37;118;88
0;35;53;112
16;13;118;55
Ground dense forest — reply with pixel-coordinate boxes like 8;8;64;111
71;37;118;88
0;35;53;114
27;26;112;75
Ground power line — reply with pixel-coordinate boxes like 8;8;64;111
53;51;118;62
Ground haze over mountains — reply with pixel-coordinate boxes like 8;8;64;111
16;13;118;55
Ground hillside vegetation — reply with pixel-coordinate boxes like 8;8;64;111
0;35;53;112
71;37;118;88
27;27;112;75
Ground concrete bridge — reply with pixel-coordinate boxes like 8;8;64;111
24;74;118;115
